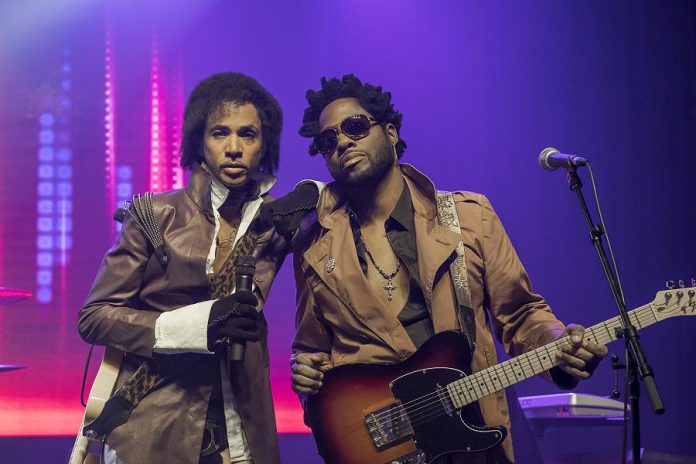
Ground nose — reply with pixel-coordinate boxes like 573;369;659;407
224;136;242;157
335;132;355;156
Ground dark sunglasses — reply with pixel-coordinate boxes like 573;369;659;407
312;114;380;155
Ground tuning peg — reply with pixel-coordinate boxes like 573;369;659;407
691;278;695;288
666;280;675;290
678;280;685;288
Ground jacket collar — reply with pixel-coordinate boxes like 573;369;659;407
315;163;439;230
186;163;277;220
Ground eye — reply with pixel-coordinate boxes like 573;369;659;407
240;128;258;140
211;128;228;138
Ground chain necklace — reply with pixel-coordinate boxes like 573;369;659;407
361;239;401;301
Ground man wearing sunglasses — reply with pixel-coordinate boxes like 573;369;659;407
289;74;607;463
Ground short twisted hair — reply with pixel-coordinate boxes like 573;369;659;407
180;72;282;174
299;74;407;157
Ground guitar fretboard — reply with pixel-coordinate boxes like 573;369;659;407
447;303;658;408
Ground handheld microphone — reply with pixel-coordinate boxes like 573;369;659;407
229;255;256;363
539;147;588;171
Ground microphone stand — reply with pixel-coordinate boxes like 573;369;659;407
566;167;664;464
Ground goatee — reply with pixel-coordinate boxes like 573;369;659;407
337;144;394;189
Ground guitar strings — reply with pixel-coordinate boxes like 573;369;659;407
367;306;655;432
401;309;656;429
368;337;568;424
371;305;653;425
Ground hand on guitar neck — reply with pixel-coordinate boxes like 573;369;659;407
554;324;609;384
291;352;333;396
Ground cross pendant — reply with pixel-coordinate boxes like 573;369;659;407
384;279;397;301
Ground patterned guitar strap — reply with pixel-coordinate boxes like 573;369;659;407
436;191;476;353
83;195;258;440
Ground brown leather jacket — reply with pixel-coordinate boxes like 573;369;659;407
292;164;569;463
78;164;288;464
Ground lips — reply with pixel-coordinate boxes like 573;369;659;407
340;151;364;170
221;163;247;178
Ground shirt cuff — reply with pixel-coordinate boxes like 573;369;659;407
153;300;215;354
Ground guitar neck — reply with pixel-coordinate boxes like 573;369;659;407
447;302;658;408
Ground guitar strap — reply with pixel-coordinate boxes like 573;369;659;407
435;191;476;353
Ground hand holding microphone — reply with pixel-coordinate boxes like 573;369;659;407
207;256;258;362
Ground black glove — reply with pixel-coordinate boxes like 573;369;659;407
258;182;319;240
207;290;259;351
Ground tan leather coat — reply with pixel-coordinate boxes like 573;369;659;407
78;164;288;464
292;164;568;463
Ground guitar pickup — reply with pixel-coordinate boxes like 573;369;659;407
365;401;414;449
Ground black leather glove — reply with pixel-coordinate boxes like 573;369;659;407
258;182;319;240
207;290;259;351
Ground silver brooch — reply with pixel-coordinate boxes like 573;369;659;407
326;257;335;274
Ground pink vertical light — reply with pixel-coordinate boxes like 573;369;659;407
149;36;165;192
169;51;184;190
149;34;185;193
104;21;117;228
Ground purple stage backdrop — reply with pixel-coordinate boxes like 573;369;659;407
0;0;694;461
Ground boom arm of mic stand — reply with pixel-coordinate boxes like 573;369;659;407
566;168;664;464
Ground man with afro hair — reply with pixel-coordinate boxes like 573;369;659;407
76;72;290;464
290;74;608;463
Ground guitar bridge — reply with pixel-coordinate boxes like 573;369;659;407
365;401;414;449
387;449;427;464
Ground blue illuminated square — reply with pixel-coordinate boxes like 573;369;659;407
37;252;53;267
117;183;132;197
57;218;72;232
40;113;55;127
57;200;73;214
37;287;52;304
37;270;52;285
39;130;54;144
57;166;72;179
38;200;54;214
56;182;72;197
38;147;54;161
38;182;54;197
37;217;53;232
56;235;73;250
38;165;54;179
117;166;133;180
37;234;53;250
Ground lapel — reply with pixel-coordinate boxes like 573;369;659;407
302;186;416;356
402;167;462;324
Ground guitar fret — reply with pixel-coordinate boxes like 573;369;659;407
487;364;502;393
539;345;554;370
477;373;489;397
519;352;535;378
469;373;483;400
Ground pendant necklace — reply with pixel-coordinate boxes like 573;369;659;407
361;239;401;301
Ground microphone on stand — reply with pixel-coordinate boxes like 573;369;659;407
229;255;256;363
539;147;588;171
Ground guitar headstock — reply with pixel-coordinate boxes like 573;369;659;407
652;280;696;320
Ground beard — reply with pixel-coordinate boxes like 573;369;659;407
333;143;394;189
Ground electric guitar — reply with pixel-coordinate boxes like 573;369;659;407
68;346;123;464
305;286;696;464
